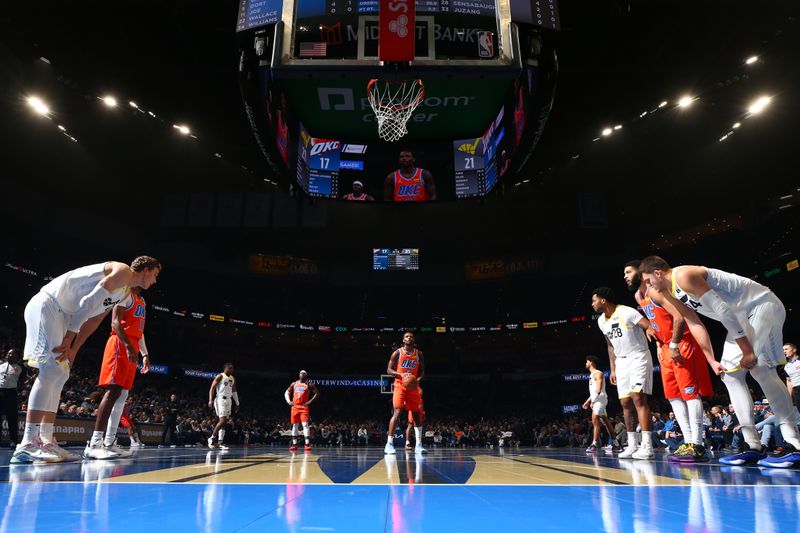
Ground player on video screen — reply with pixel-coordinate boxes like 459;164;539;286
384;150;437;202
342;180;374;201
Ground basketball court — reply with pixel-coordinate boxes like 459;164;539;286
2;446;798;531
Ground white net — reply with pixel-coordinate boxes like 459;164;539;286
367;79;424;142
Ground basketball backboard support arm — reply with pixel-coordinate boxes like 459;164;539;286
271;0;522;80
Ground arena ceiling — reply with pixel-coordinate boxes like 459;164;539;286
0;0;797;258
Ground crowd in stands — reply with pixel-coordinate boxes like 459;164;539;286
1;329;793;453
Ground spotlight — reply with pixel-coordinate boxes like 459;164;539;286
26;96;50;116
747;96;771;115
732;122;741;129
129;101;139;108
102;96;118;107
613;125;622;130
57;125;66;131
677;96;695;108
658;101;668;108
173;124;191;135
745;55;759;65
601;127;612;136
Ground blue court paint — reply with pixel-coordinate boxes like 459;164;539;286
2;482;799;532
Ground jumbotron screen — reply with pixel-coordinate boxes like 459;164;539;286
373;248;420;271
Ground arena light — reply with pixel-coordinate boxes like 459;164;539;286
747;96;771;115
732;122;741;129
173;124;191;135
129;101;139;108
601;127;612;136
57;125;66;131
26;95;50;116
677;96;695;108
102;96;118;108
719;134;729;141
658;101;668;108
745;55;759;65
613;124;622;130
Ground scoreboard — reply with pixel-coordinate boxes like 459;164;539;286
453;106;505;198
296;123;341;197
236;0;283;32
298;0;497;16
373;248;420;270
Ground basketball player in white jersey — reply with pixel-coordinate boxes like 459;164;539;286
582;355;621;452
208;363;239;450
640;256;800;467
12;257;161;464
592;287;657;459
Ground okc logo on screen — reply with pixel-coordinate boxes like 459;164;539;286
310;140;340;156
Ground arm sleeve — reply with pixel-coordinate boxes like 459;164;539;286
139;335;148;356
698;290;746;338
67;285;113;332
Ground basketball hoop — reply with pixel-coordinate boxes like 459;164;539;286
367;78;424;142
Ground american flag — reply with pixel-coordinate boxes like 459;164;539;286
299;42;327;57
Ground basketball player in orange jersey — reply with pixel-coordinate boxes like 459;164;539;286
385;331;427;455
383;150;437;202
84;286;152;460
405;388;425;450
623;260;716;463
342;180;375;201
285;370;319;452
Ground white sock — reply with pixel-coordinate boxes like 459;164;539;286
414;427;422;444
91;430;105;447
21;423;41;446
219;429;226;444
627;432;637;448
668;398;692;444
40;422;54;444
132;433;141;444
721;370;761;449
303;423;310;444
641;431;652;449
686;398;704;446
387;435;393;445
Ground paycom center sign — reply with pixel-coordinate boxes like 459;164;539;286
281;79;510;139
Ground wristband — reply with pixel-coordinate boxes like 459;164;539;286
669;342;679;349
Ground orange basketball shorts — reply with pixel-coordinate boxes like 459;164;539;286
99;335;139;390
290;405;310;424
660;337;713;401
393;383;422;412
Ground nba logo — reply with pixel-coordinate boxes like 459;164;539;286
478;31;494;58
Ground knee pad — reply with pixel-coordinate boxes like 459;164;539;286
28;360;70;412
